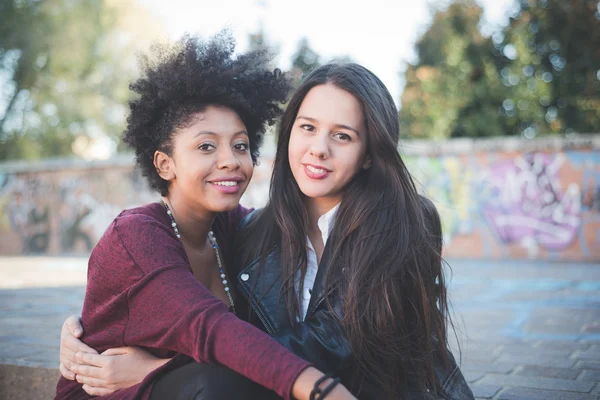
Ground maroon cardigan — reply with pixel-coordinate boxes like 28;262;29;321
55;203;310;400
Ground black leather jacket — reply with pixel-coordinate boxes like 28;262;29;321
233;210;474;400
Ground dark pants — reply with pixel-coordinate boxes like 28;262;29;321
150;362;281;400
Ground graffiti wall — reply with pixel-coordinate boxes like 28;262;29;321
0;156;272;256
1;137;599;261
405;147;600;261
0;162;154;255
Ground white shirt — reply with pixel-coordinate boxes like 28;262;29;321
295;203;340;321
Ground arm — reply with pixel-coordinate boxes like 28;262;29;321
272;308;353;376
60;316;355;399
84;212;351;400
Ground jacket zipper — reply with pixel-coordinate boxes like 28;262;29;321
238;280;276;335
253;306;275;335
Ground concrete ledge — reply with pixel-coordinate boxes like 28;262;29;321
0;364;59;400
399;133;600;156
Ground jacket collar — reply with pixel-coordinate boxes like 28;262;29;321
237;238;338;332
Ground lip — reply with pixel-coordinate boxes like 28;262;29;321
207;176;245;194
302;163;331;180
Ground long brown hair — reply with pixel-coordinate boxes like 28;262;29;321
242;63;450;398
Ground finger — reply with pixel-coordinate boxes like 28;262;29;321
59;362;76;380
82;384;114;396
60;346;78;369
76;374;107;388
70;363;104;379
101;347;130;356
63;334;98;355
77;352;110;368
64;315;84;337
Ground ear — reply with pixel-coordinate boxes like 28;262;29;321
362;156;372;170
154;150;175;182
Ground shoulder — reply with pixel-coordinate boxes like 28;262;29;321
97;202;173;250
215;204;255;236
114;202;168;231
237;207;263;231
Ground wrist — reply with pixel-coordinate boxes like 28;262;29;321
292;367;323;400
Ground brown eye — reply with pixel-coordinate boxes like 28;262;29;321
234;143;249;151
335;133;352;142
198;143;215;151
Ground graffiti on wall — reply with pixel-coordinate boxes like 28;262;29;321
0;164;271;256
0;148;598;260
0;169;151;255
481;153;581;257
405;149;599;260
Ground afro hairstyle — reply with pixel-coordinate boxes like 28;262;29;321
123;31;291;195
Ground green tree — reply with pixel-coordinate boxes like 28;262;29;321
496;0;600;136
289;38;321;86
0;0;158;161
400;1;506;139
400;0;600;139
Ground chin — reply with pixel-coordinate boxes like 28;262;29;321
298;187;332;199
212;198;242;212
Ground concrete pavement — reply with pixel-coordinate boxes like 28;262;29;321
0;257;599;399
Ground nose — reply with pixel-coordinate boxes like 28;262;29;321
308;131;329;159
217;147;241;170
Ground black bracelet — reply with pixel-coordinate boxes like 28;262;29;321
319;377;341;398
310;374;340;400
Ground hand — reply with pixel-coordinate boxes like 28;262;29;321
71;346;171;396
292;367;356;400
59;314;97;380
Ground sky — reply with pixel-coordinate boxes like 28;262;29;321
137;0;517;104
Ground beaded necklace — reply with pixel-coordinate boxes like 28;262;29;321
162;200;236;314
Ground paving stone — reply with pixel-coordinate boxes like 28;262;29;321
498;346;574;359
478;374;595;393
582;322;600;334
463;371;485;383
575;361;600;370
495;353;576;369
535;341;591;352
0;344;44;360
578;369;600;382
470;384;502;399
462;362;516;375
516;365;581;380
574;349;600;361
497;387;599;400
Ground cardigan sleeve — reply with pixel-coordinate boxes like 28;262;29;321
110;212;310;400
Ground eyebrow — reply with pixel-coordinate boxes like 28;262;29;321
193;130;248;138
296;115;361;136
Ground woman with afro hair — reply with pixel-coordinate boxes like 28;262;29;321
54;32;355;400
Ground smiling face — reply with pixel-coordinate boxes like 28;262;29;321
288;84;370;210
155;105;254;213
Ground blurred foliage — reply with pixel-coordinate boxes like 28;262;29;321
0;0;160;161
290;38;321;86
289;38;354;87
400;0;600;139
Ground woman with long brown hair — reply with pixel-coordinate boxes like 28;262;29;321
233;63;473;399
